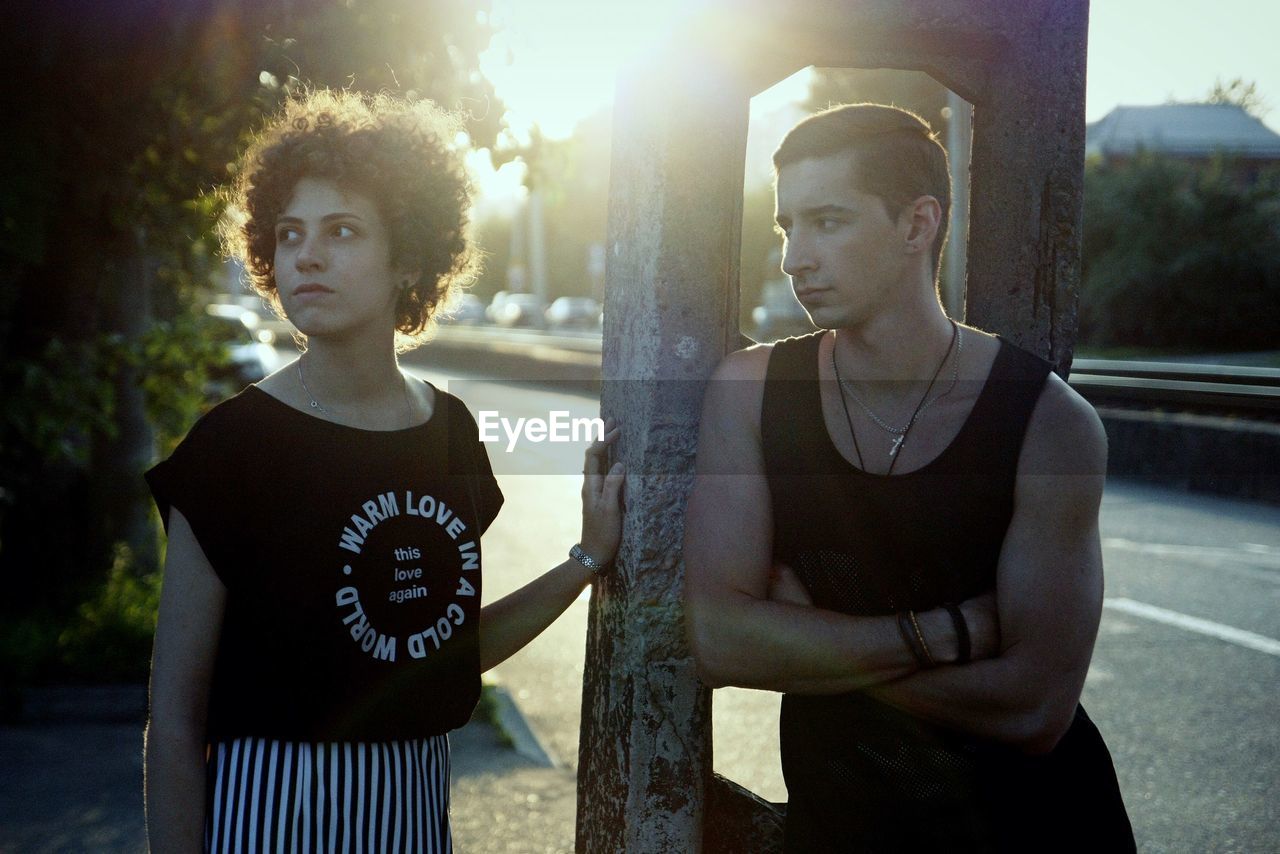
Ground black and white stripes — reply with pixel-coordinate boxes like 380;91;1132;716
204;735;452;853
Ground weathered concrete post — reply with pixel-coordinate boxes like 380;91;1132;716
574;49;753;853
576;1;1090;849
963;1;1090;373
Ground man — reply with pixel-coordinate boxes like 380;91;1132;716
684;104;1133;851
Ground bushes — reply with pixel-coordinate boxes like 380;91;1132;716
1079;153;1280;351
57;543;162;682
0;543;160;714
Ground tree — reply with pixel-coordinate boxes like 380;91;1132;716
1206;77;1270;119
1080;152;1280;350
1;0;503;634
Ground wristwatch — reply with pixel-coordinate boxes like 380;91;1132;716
570;543;607;575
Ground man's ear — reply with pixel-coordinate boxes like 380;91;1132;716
398;270;423;291
902;195;942;257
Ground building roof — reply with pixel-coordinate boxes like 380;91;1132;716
1085;103;1280;159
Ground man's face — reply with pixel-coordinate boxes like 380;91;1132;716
774;152;906;331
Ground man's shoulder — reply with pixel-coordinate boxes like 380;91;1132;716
976;333;1101;450
711;330;829;381
697;343;772;438
696;340;792;457
1022;371;1108;477
710;340;775;382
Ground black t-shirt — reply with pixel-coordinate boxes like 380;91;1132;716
146;383;504;742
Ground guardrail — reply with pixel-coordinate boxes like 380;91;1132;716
1067;359;1280;415
429;326;1280;416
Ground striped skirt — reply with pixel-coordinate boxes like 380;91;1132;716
205;735;452;853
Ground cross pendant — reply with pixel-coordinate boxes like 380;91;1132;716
889;434;904;457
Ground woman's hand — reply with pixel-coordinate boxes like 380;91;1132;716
767;562;814;607
579;418;626;565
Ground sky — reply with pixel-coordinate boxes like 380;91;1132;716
470;0;1280;206
1085;0;1279;126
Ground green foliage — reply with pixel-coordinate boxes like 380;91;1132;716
0;612;62;690
0;543;160;691
140;313;234;452
1205;77;1270;118
473;681;515;749
0;314;227;491
55;543;162;682
1080;153;1280;350
0;338;117;471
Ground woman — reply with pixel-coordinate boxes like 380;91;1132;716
144;90;624;852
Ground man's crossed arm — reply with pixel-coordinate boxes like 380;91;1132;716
683;349;1107;754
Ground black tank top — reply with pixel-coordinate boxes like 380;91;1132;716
761;332;1133;852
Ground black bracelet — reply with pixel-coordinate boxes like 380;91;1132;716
897;610;929;668
944;602;971;664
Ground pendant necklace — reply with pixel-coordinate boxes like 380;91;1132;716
839;325;963;438
297;353;414;422
831;320;959;475
297;355;330;413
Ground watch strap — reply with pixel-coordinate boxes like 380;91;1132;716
570;543;606;575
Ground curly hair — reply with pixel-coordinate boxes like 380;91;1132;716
219;89;479;349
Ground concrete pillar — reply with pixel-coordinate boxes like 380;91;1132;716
575;50;751;853
964;1;1089;373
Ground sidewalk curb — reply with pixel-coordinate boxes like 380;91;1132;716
13;684;561;771
10;684;147;725
487;684;557;768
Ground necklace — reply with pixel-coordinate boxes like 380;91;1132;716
297;355;330;413
831;320;958;474
296;353;414;421
837;324;963;435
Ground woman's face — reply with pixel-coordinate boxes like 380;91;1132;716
273;176;409;341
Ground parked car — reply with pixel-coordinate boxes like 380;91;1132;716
205;305;284;393
205;301;279;346
545;296;601;330
440;292;486;324
751;278;814;342
486;290;512;324
494;293;548;328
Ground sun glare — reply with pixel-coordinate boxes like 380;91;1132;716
479;0;711;142
471;0;717;208
472;1;817;208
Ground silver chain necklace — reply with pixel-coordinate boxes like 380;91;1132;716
297;354;414;419
296;355;331;413
836;323;963;437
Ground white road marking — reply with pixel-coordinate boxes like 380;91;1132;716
1102;537;1280;584
1103;597;1280;657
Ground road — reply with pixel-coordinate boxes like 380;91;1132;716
407;363;1280;853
